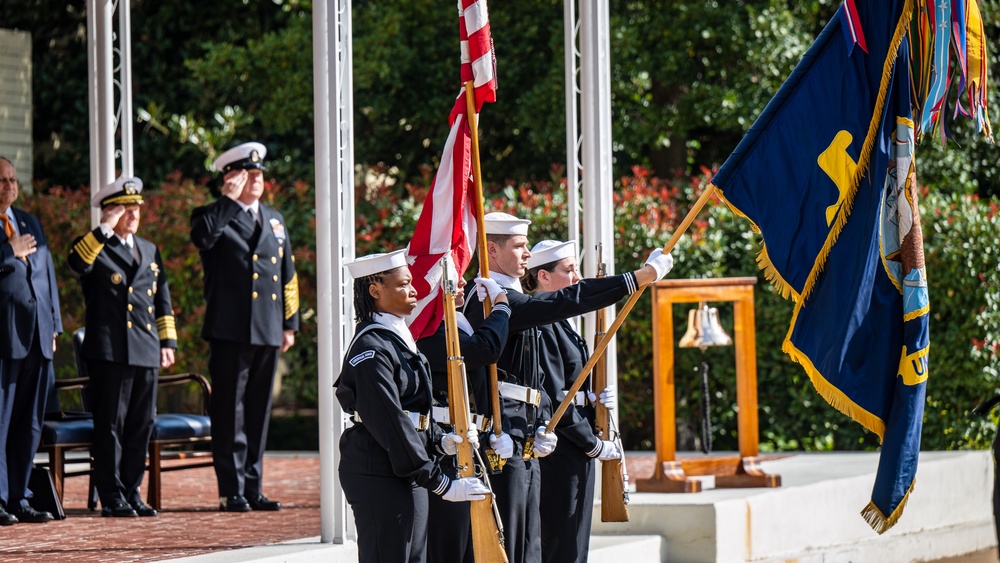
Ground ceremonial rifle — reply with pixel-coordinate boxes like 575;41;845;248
593;244;630;522
546;186;718;431
442;257;508;563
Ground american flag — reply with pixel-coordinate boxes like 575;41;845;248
406;0;497;340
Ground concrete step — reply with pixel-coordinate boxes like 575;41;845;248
589;534;665;563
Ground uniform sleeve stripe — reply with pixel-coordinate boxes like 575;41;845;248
156;315;178;341
72;232;104;265
492;302;511;317
624;272;638;294
284;273;300;320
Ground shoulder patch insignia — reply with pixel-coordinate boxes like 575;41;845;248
349;350;376;367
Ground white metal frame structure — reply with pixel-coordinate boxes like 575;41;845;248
88;0;616;544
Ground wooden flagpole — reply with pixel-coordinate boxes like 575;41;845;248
546;184;718;432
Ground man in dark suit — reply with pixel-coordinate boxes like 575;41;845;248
0;155;63;525
68;176;178;518
191;142;299;512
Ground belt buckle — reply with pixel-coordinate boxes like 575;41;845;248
416;414;430;431
522;437;536;460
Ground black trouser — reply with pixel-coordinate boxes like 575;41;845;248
341;473;428;563
0;336;49;510
427;454;475;563
208;340;278;498
540;445;595;563
87;361;156;507
492;436;542;563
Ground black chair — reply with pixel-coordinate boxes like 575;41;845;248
40;328;214;511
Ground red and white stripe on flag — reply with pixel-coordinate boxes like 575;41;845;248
450;0;497;122
405;113;478;340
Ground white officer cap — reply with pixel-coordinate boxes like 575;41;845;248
526;239;577;270
346;249;409;279
91;176;144;208
484;211;531;236
213;142;268;173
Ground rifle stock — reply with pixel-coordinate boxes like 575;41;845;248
443;260;508;563
593;247;630;522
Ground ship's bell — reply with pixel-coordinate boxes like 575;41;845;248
680;304;732;349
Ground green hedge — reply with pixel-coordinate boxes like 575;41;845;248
23;170;999;451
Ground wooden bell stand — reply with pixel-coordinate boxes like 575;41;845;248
635;277;781;493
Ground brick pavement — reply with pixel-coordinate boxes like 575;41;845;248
0;455;320;563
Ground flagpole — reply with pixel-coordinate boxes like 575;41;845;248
465;79;504;442
546;184;718;432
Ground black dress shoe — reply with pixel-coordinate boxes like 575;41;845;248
129;500;158;517
247;494;281;511
0;507;18;526
219;495;251;512
101;501;138;518
11;505;53;523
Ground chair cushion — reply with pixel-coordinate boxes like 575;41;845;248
153;413;212;441
41;418;94;446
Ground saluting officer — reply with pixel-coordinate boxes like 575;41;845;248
523;240;618;563
337;250;491;563
415;266;515;563
190;142;299;512
463;212;674;563
68;176;177;518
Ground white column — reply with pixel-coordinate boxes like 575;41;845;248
564;0;581;248
87;0;115;228
314;0;356;544
579;0;618;404
116;0;134;177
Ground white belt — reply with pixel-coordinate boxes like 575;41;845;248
557;390;589;407
498;382;543;407
352;410;430;431
431;406;491;432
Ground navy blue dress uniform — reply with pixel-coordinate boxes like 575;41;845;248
67;176;177;517
417;290;511;563
336;250;490;563
190;142;299;512
463;214;641;563
0;156;63;525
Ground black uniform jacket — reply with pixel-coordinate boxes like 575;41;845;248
538;320;601;454
190;197;299;347
416;308;509;418
464;273;637;441
68;227;177;368
336;321;449;493
0;207;63;360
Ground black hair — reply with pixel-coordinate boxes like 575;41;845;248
522;259;561;293
352;266;404;322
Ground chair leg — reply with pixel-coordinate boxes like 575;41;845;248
147;441;162;511
51;446;65;502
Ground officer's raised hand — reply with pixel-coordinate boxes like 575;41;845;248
221;169;249;200
100;204;126;230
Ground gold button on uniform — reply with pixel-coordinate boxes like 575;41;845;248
146;324;152;331
252;291;258;299
253;273;259;280
127;304;133;311
271;294;277;301
127;321;133;329
271;256;277;264
147;289;152;296
272;275;278;282
128;287;133;294
148;306;154;314
253;254;258;261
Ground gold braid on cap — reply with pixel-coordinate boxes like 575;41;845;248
101;194;144;207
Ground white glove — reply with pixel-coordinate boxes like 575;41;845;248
588;386;617;411
474;277;507;303
644;249;674;281
489;432;514;459
442;477;492;502
587;440;622;461
533;426;558;458
441;429;480;456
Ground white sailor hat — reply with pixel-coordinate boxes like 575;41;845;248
213;142;268;174
91;176;144;208
526;240;577;269
484;211;531;236
346;249;409;279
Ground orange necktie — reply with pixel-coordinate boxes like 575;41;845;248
0;213;13;239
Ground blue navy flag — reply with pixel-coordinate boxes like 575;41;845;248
711;0;928;534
